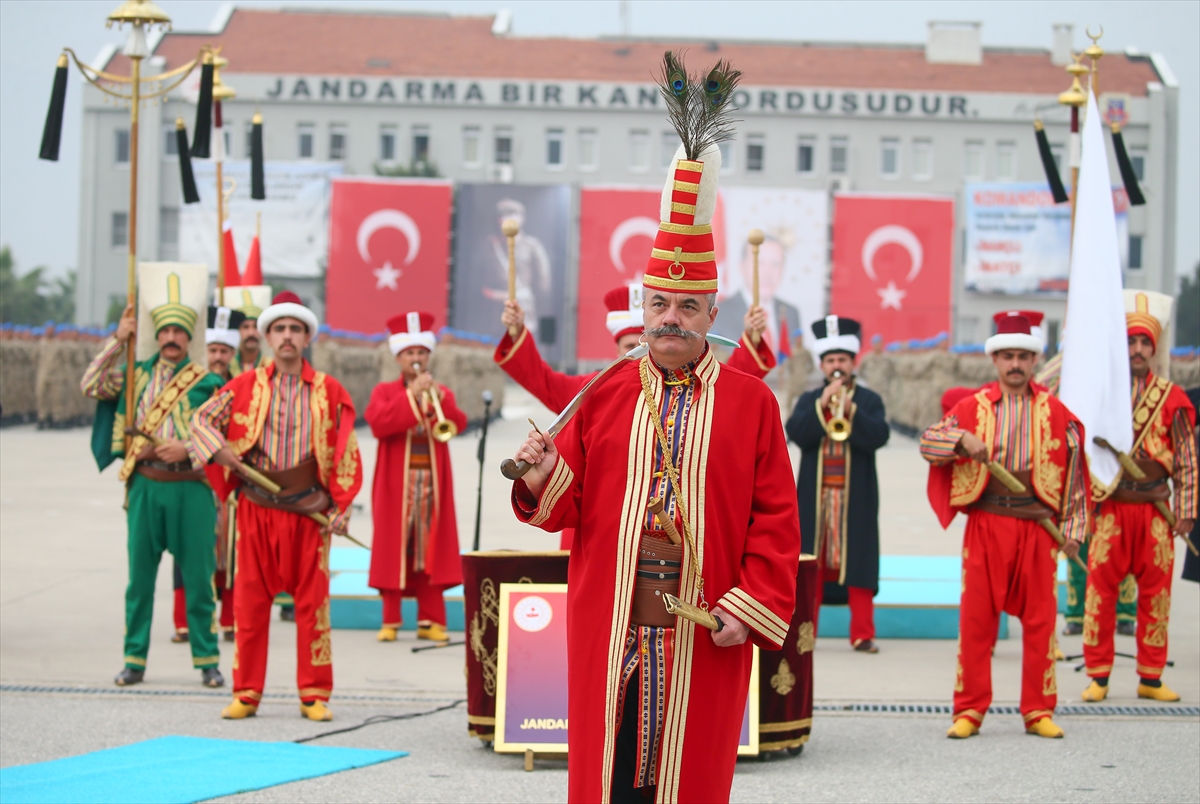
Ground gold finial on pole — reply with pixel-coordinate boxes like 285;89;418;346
1084;25;1104;98
1059;54;1089;243
501;218;520;301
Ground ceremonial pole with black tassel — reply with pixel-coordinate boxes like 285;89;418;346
37;0;212;449
250;111;266;201
1083;27;1146;207
175;118;200;204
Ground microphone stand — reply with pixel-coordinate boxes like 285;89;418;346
472;390;493;552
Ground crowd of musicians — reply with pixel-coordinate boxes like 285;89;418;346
74;54;1197;804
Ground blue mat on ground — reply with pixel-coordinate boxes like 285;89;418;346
0;735;406;804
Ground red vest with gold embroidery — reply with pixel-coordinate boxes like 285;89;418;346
208;360;362;514
1131;372;1195;476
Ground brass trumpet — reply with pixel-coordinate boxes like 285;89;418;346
826;369;853;442
413;363;458;443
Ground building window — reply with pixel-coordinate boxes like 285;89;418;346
329;124;347;161
297;124;314;159
796;136;815;174
578;129;598;171
746;134;765;173
412;126;430;165
829;137;848;175
912;138;933;180
494;129;513;165
661;131;679;168
995;141;1016;181
111;212;128;247
1130;147;1146;182
1129;235;1143;270
462;126;481;167
718;140;735;173
545;128;564;169
880;137;900;178
379;125;397;162
628;129;649;172
163;125;178;157
159;207;179;261
115;129;130;164
964;141;984;180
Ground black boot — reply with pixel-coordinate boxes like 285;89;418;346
115;667;145;686
202;667;225;688
1061;621;1083;636
1117;621;1136;636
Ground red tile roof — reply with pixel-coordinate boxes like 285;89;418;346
109;8;1160;96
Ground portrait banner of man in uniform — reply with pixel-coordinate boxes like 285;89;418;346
452;184;570;365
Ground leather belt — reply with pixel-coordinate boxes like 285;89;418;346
970;471;1055;520
135;461;204;483
630;535;682;628
240;457;331;515
1112;459;1170;504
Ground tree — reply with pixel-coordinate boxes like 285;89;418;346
0;245;76;325
1177;261;1199;347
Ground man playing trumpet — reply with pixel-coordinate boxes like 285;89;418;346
786;316;890;653
921;311;1090;739
366;312;467;644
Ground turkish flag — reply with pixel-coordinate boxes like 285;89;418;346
327;178;453;334
577;188;660;361
830;194;954;347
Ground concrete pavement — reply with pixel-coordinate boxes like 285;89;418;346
1;381;1197;802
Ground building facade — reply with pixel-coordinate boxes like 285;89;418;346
76;7;1178;352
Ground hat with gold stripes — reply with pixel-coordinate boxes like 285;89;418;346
150;273;199;337
643;51;740;295
1124;289;1172;352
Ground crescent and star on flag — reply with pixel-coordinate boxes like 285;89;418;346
357;208;422;290
860;224;924;310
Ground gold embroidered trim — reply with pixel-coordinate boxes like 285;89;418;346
672;179;700;194
651;248;716;263
670;201;697;215
495;326;530;367
760;717;813;733
528;460;575;528
657;222;712;236
642;274;719;292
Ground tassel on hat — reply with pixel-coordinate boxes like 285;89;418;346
39;54;69;162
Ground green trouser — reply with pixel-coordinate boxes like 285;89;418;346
1065;540;1137;623
124;473;219;670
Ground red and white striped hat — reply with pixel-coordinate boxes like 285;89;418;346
387;311;436;355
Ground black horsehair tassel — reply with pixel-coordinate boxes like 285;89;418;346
656;50;742;161
39;54;69;161
250;112;265;200
1110;124;1146;206
190;58;214;159
176;119;200;204
1033;120;1068;204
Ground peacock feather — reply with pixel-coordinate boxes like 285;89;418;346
656;50;742;161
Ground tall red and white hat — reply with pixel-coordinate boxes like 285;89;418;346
387;311;436;355
258;290;318;337
604;285;644;341
985;311;1042;355
1017;309;1047;353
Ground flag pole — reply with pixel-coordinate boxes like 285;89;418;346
213;55;236;305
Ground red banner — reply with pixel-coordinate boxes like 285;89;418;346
326;178;453;334
576;188;661;361
830;194;954;347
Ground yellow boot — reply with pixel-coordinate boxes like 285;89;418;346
1025;717;1064;738
1081;681;1108;702
946;718;979;739
300;700;334;721
221;698;258;719
1137;682;1181;702
377;626;397;642
417;622;450;643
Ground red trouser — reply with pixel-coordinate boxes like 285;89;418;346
1084;500;1174;679
233;497;332;704
380;571;447;627
174;575;234;631
812;570;876;645
955;510;1058;727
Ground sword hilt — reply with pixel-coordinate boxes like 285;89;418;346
500;458;531;480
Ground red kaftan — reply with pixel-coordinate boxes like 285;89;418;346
512;351;799;804
366;379;468;592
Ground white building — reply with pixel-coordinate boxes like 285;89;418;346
75;7;1178;352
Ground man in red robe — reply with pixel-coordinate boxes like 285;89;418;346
921;311;1090;739
367;311;468;644
191;292;362;722
1081;291;1197;703
496;286;776;551
510;128;800;802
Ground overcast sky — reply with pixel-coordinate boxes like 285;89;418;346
2;0;1196;286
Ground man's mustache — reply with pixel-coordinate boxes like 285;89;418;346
646;324;702;340
1006;369;1026;377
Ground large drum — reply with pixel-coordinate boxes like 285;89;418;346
757;554;818;753
462;550;570;741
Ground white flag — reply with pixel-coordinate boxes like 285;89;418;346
1058;89;1132;489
